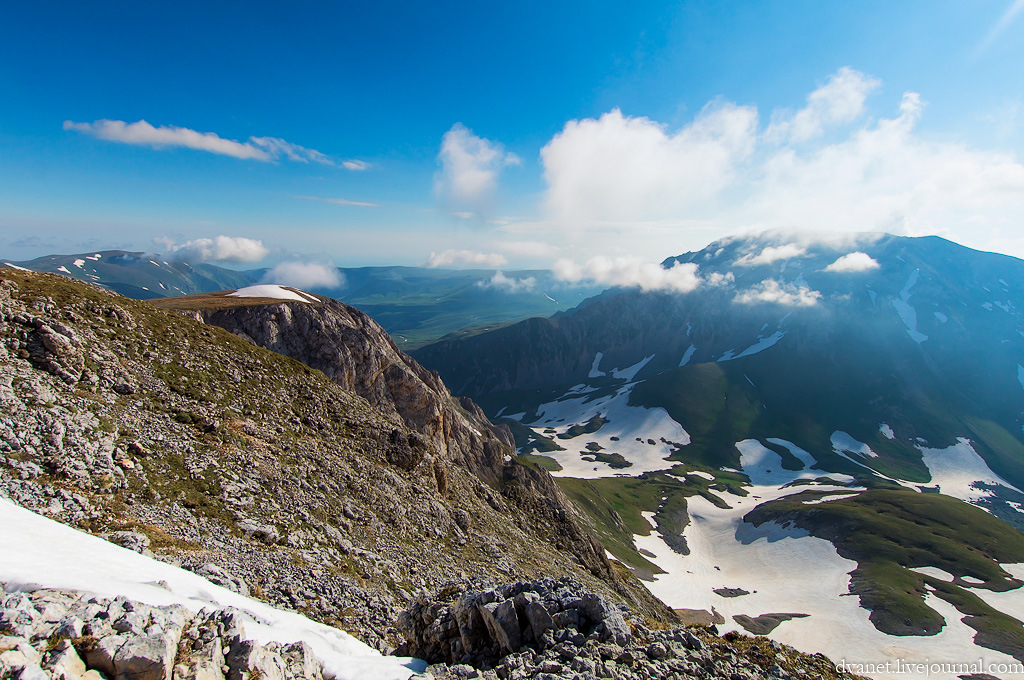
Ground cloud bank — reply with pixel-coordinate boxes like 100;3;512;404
553;257;703;293
734;244;807;267
157;235;269;263
64;119;368;168
261;261;344;289
529;67;1024;259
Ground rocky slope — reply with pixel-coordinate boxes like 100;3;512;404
0;271;670;652
153;291;514;487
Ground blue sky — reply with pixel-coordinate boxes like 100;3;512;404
2;1;1024;277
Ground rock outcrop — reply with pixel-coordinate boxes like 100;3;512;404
398;579;864;680
183;297;512;486
0;583;327;680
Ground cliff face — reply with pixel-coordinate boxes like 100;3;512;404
189;298;513;486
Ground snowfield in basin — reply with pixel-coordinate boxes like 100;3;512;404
632;441;1024;680
518;382;689;479
0;498;426;680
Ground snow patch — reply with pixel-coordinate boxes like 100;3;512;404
229;285;319;303
524;384;689;479
56;266;71;274
891;269;928;343
879;423;895;440
918;437;1022;504
933;311;947;323
911;566;954;582
719;332;785;362
831;431;878;458
0;498;424;680
737;440;824;487
764;438;821;472
801;493;859;505
679;344;696;367
1018;364;1024;390
611;355;654;380
72;259;85;268
588;352;606;378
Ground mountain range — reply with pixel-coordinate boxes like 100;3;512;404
4;231;1024;680
412;232;1024;671
3;251;602;348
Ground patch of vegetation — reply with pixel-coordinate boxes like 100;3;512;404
581;451;632;469
497;417;565;454
516;454;563;472
557;414;608;439
555;473;711;572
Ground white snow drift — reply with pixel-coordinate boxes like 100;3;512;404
0;498;425;680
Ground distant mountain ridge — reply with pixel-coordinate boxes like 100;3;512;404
2;251;603;347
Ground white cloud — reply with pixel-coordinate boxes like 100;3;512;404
435;123;519;217
294;195;378;207
705;271;736;287
534;68;1024;261
476;271;537;293
824;251;880;272
65;119;270;160
158;235;269;263
765;67;880;143
541;104;757;223
553;256;702;293
733;279;821;306
261;261;344;289
426;249;508;269
733;244;807;267
64;119;367;169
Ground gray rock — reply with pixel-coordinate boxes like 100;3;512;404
195;565;250;597
113;633;177;680
524;601;554;641
226;639;287;680
478;600;520;654
44;639;87;680
105;531;151;555
82;634;126;678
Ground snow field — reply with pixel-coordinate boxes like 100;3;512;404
0;498;425;680
229;285;319;303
